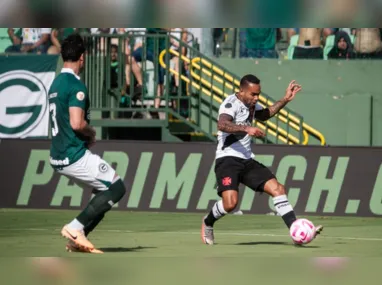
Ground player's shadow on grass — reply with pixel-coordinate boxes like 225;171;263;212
235;241;320;248
99;246;156;253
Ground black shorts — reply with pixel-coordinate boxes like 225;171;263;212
293;46;323;59
215;156;276;196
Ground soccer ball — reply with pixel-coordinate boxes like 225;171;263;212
289;218;315;245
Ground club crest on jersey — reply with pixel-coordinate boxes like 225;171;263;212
76;91;85;101
99;163;108;173
222;177;232;186
237;121;251;126
225;103;232;108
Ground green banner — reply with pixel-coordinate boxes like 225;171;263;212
0;55;59;138
0;139;381;217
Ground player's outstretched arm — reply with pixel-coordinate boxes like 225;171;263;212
218;114;265;137
69;107;96;138
255;98;288;121
255;80;302;121
218;114;248;134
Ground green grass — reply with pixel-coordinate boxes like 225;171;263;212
0;209;381;258
1;209;382;285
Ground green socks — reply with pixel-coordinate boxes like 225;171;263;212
76;179;126;229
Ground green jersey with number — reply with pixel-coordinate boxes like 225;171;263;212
48;69;90;169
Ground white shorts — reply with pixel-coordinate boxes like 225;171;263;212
57;150;118;191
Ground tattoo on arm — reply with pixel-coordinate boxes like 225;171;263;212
217;114;248;134
255;98;288;121
268;98;288;117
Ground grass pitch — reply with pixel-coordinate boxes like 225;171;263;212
0;209;381;285
0;209;381;258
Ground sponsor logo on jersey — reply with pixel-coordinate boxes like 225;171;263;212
50;157;70;166
49;92;57;99
99;163;108;173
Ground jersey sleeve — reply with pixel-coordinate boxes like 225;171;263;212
219;101;237;118
69;85;88;110
255;103;264;111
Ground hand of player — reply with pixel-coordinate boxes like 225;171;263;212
87;126;97;148
246;127;266;137
87;134;96;148
284;80;302;102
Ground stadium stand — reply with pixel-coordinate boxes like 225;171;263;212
1;28;381;144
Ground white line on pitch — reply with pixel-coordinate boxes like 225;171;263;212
4;228;382;242
158;231;382;242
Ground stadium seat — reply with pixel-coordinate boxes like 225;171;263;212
287;35;299;60
0;28;11;53
323;35;335;60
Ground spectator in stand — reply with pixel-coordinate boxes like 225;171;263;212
124;28;146;94
129;28;168;119
90;28;118;52
187;28;201;51
239;28;279;58
110;44;120;89
48;28;76;54
167;28;188;112
287;28;336;46
6;28;51;54
125;28;146;52
328;31;356;60
169;28;188;94
291;28;326;59
353;28;382;59
91;28;111;34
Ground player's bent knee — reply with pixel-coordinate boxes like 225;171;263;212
264;178;286;197
108;179;126;202
224;203;237;213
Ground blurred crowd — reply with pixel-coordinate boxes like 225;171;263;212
1;28;198;117
3;28;382;61
2;28;201;55
1;27;381;127
236;28;382;60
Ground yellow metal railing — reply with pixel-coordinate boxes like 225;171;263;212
159;48;326;145
190;57;326;145
159;49;294;145
189;57;306;145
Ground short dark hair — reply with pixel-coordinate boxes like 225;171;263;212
240;74;260;88
61;33;86;62
111;44;118;51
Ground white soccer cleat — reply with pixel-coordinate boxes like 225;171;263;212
66;239;104;254
66;240;82;253
201;216;215;245
61;225;95;252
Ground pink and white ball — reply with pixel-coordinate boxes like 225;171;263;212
290;218;315;245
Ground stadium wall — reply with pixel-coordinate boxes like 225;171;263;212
216;58;382;147
1;140;381;217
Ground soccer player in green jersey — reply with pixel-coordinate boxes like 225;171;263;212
48;34;126;253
